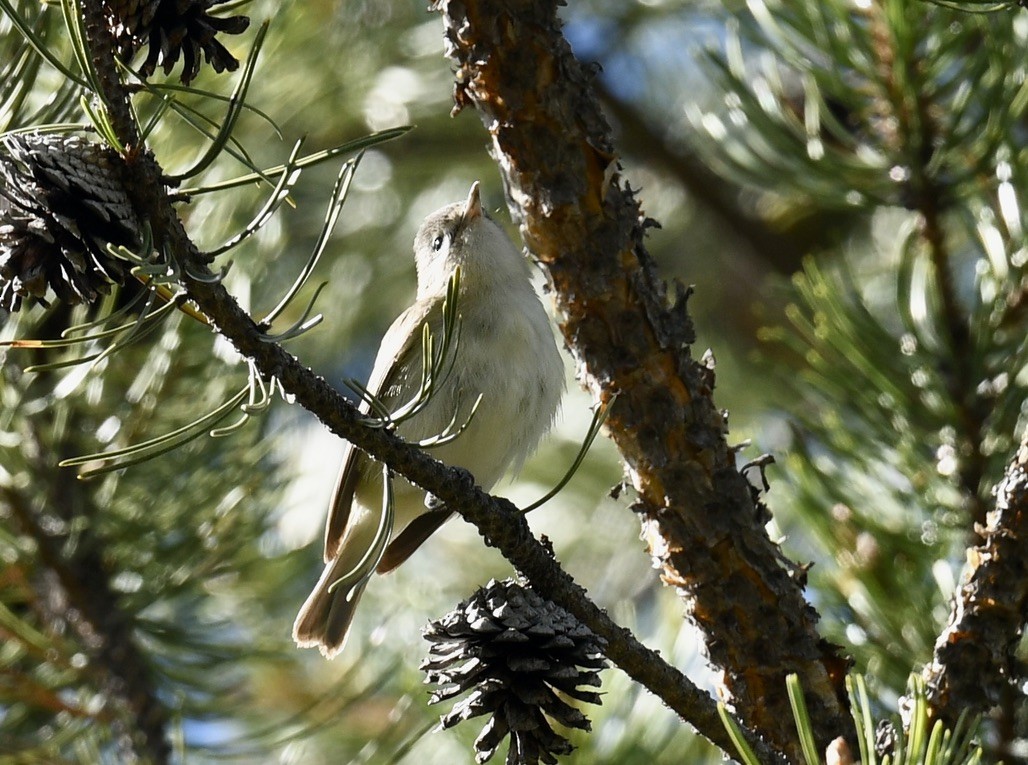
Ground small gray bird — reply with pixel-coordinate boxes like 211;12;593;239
293;183;565;658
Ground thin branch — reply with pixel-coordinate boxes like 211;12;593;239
75;1;786;761
433;0;852;758
168;276;784;763
866;4;1008;746
596;77;858;278
865;3;989;528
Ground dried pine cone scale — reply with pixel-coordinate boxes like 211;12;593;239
473;695;572;765
423;578;607;765
0;134;140;312
106;0;250;84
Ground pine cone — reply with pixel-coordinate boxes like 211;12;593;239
0;134;140;312
106;0;250;85
422;578;607;765
107;0;162;36
874;718;898;760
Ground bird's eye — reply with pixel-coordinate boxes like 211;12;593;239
432;234;445;252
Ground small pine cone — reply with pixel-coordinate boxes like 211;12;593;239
422;578;607;765
106;0;250;85
106;0;162;37
0;134;140;312
874;719;898;759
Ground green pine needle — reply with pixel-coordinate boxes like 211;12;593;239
164;21;269;183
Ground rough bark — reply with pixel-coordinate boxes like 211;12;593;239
432;0;853;757
923;433;1028;737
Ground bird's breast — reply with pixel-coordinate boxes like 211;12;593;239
396;290;563;492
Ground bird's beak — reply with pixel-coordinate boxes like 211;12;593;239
463;181;482;224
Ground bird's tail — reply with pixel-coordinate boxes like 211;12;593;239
293;557;370;658
293;504;383;658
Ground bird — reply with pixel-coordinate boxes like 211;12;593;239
293;182;565;658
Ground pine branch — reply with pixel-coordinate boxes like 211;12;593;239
1;440;170;764
432;0;852;758
74;1;787;761
865;3;989;528
922;431;1028;749
596;76;859;279
865;5;1008;738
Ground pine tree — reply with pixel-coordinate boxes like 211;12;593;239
0;0;1025;763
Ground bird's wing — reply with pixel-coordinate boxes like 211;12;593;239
376;507;452;573
323;299;438;562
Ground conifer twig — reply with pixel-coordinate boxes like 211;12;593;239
864;3;989;529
